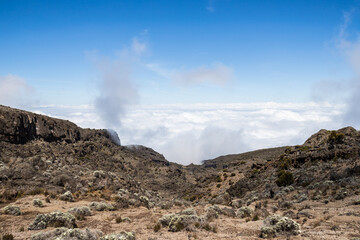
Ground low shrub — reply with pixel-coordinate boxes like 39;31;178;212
2;234;14;240
276;170;294;187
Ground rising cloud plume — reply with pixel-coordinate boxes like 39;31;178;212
0;74;33;107
337;10;360;128
94;58;138;129
91;37;145;129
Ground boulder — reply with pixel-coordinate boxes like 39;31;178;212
260;214;300;238
31;227;103;240
60;191;74;202
33;199;44;208
28;211;76;230
68;206;92;217
4;205;22;216
100;232;135;240
236;207;253;218
90;202;115;211
168;214;202;232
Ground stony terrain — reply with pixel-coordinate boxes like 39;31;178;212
0;105;360;239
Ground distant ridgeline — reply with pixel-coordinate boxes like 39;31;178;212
0;105;120;145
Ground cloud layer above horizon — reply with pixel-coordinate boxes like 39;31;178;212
32;102;344;165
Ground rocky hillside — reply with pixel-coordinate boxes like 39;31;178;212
1;105;360;240
0;105;216;203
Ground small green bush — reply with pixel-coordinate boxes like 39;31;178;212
154;222;161;232
278;157;291;170
216;175;222;182
2;234;14;240
328;131;344;144
116;216;122;223
276;170;294;187
299;146;310;151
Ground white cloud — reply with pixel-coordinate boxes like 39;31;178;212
94;58;138;129
32;102;344;165
172;63;233;86
87;37;142;129
0;74;33;107
146;62;234;86
131;37;147;55
334;10;360;128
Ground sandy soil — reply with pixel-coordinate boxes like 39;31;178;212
1;195;360;240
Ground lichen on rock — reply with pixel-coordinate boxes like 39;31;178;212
260;214;300;238
60;191;74;202
30;227;103;240
4;205;22;216
33;199;44;208
100;232;135;240
236;207;253;218
90;202;115;211
28;211;76;230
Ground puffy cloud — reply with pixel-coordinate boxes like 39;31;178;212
0;74;33;107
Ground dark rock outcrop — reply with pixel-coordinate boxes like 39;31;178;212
0;105;118;144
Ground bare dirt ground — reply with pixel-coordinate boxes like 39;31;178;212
1;194;360;240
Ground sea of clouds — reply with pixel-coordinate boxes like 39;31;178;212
31;102;344;165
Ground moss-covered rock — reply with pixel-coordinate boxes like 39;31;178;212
236;207;253;218
168;214;201;232
100;232;135;240
59;191;74;202
68;206;92;217
31;227;103;240
89;202;115;211
33;199;44;208
180;208;197;216
260;214;300;238
158;214;176;227
205;205;220;221
4;205;22;216
28;211;76;230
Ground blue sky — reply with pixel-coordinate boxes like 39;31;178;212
1;0;360;163
1;0;359;105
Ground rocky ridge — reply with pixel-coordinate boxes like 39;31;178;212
0;105;360;239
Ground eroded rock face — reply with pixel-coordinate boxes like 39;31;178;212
0;105;81;144
0;105;118;144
